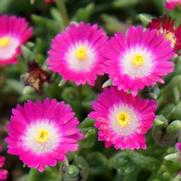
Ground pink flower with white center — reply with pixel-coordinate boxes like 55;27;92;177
89;87;157;150
6;98;83;172
0;15;32;66
0;145;8;180
48;22;107;86
104;26;174;95
166;0;181;10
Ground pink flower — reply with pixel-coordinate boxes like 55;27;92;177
166;0;181;10
104;26;174;95
0;145;8;181
177;143;181;152
0;157;5;168
0;170;7;181
6;98;83;172
148;16;181;53
0;15;32;66
89;87;157;150
176;142;181;175
48;22;107;86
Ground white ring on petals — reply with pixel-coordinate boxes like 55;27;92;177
0;36;20;60
109;104;139;136
65;41;96;72
120;46;154;78
22;120;60;154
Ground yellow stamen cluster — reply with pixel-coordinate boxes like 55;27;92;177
75;47;87;61
0;37;10;48
131;54;145;67
35;129;49;143
164;32;176;48
116;112;130;128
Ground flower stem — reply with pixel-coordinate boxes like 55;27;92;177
55;0;69;27
64;158;69;167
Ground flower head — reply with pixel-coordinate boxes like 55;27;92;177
89;87;157;150
104;26;174;95
6;98;83;172
177;143;181;152
176;142;181;175
0;145;8;180
148;16;181;53
48;22;107;86
166;0;181;10
0;15;32;66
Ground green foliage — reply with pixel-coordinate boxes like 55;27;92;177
113;0;141;8
28;167;61;181
80;118;97;149
72;3;95;22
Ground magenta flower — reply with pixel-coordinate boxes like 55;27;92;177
176;142;181;175
166;0;181;10
148;16;181;53
0;145;8;180
0;15;32;66
89;87;157;150
177;143;181;152
48;22;107;86
0;169;7;181
104;26;174;95
6;98;83;172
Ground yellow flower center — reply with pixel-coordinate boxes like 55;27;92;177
164;32;176;47
75;47;87;61
131;54;145;67
116;112;130;128
0;37;10;48
35;129;49;143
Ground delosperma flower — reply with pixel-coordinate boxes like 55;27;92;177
176;143;181;175
166;0;181;10
48;22;107;86
177;142;181;154
6;98;83;172
104;26;174;95
89;87;157;150
148;16;181;53
0;145;8;180
0;15;32;66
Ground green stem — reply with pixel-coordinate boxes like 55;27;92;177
55;0;69;27
64;158;69;167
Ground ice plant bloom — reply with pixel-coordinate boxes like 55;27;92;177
6;99;83;172
104;26;174;95
176;142;181;175
0;145;8;180
148;16;181;53
166;0;181;10
48;22;107;85
89;87;157;150
0;15;32;66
